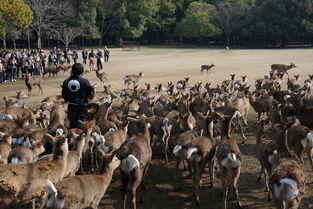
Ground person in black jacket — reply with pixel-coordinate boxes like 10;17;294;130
62;63;94;128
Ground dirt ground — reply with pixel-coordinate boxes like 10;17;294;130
1;46;313;209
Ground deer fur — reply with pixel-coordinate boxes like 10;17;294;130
25;74;44;96
0;136;68;209
45;153;120;209
48;104;66;132
0;135;12;164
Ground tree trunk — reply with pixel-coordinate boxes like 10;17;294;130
2;38;6;50
37;35;42;49
13;40;16;50
27;32;31;50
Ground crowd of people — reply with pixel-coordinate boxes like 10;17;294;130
0;46;110;84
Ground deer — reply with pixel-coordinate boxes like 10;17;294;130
95;68;108;84
270;124;305;209
185;120;218;205
8;141;45;164
172;130;198;191
116;121;152;209
39;132;86;178
124;72;144;87
200;63;215;74
0;135;68;209
216;110;243;209
43;65;61;79
287;94;313;129
45;153;120;209
271;63;297;76
255;120;278;201
25;74;44;96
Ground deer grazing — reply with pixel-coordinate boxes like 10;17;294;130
124;72;144;87
271;63;297;76
200;63;215;74
25;74;44;96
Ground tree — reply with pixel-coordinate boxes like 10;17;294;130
53;27;82;48
214;0;245;46
97;0;120;45
0;0;33;49
113;0;159;46
175;2;221;41
246;0;313;44
145;0;177;42
76;0;101;40
25;0;74;48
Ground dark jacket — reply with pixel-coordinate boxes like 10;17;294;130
62;75;94;111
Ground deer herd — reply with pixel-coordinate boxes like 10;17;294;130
0;60;312;209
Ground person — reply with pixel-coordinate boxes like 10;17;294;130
96;49;103;71
72;50;78;64
88;49;95;71
104;46;110;62
82;48;88;65
61;63;94;128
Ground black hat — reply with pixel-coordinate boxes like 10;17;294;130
71;63;84;76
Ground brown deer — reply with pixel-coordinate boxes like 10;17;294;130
117;122;152;209
95;69;108;84
45;153;120;209
124;72;144;87
271;63;297;76
200;63;215;74
270;125;305;209
25;74;44;96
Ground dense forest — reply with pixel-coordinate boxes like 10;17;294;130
1;0;313;49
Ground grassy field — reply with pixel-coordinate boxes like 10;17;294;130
1;46;313;209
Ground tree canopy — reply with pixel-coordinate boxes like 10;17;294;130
0;0;33;37
2;0;313;48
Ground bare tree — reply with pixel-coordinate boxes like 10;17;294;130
214;1;243;47
25;0;74;48
53;27;82;48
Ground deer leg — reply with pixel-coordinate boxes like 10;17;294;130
307;148;313;171
237;119;246;144
193;161;201;205
208;159;215;187
120;171;128;209
232;168;242;209
174;158;182;191
222;173;228;209
257;164;264;181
